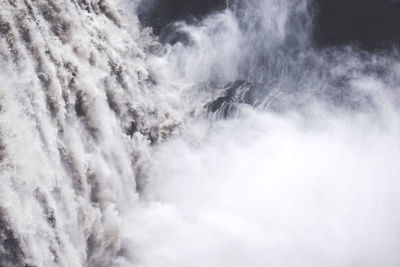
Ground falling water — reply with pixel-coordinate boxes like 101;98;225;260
1;0;400;266
0;0;182;265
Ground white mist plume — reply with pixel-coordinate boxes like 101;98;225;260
0;0;399;266
124;0;400;266
129;98;400;267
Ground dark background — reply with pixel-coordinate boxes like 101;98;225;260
137;0;400;51
313;0;400;50
137;0;226;35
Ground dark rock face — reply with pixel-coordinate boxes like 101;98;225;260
137;0;227;42
313;0;400;50
204;81;280;118
206;81;259;118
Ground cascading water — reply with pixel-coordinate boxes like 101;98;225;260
1;0;400;266
0;0;181;266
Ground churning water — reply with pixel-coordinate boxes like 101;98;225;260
0;0;400;266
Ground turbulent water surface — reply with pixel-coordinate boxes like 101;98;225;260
0;0;400;266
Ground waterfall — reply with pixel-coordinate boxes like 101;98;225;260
0;0;181;266
1;0;400;266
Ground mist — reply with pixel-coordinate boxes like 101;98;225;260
125;0;400;266
128;101;400;267
0;0;399;266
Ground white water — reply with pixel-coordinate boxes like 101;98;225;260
129;104;400;267
0;0;400;266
